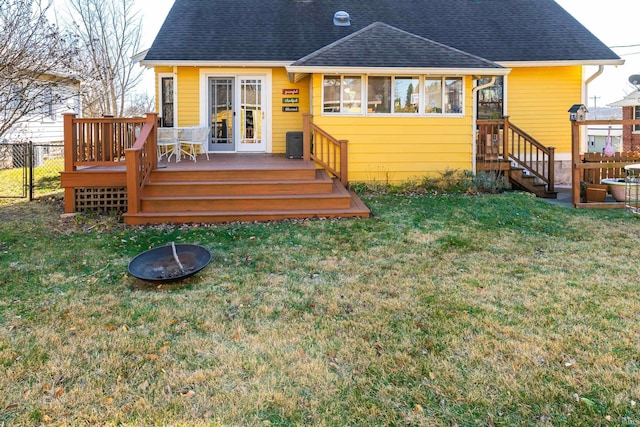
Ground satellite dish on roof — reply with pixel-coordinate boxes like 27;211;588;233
629;74;640;89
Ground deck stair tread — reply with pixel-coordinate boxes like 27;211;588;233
124;162;370;224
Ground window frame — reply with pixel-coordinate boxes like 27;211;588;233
634;106;640;133
322;74;464;117
322;75;363;115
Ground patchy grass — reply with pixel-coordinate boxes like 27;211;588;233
1;192;640;425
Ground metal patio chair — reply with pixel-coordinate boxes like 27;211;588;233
180;127;210;161
157;127;180;162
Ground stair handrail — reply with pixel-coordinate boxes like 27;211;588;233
125;113;158;215
303;114;348;186
477;118;555;193
507;120;555;193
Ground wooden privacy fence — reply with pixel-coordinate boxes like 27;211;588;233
572;118;640;208
582;152;640;184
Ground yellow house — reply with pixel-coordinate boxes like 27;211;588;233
140;0;621;192
58;0;624;224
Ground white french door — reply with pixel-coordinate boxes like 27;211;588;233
207;75;267;153
238;77;265;152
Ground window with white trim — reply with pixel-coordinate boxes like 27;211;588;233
367;76;419;114
324;75;464;116
634;106;640;132
323;75;362;113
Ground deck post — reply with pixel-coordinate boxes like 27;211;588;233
571;120;581;207
146;113;158;169
63;113;77;213
502;116;510;160
548;146;555;193
339;140;348;186
302;113;311;161
63;113;76;173
126;151;141;215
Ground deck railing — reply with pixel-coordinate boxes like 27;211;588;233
477;117;555;193
302;114;348;186
63;112;158;215
63;113;152;170
125;114;158;215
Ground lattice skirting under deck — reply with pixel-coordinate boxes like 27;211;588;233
74;187;127;212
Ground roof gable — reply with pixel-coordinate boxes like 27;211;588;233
292;22;502;69
145;0;620;65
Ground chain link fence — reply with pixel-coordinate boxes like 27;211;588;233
0;141;65;199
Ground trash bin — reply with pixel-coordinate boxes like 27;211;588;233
286;131;303;159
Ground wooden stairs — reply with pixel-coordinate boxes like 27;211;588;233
122;163;370;225
508;166;557;199
477;159;557;199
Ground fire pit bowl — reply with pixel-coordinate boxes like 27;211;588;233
128;244;211;283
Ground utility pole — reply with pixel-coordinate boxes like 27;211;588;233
591;95;600;119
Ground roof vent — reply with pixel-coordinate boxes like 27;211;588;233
333;11;351;26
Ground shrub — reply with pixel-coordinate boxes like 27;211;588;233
351;169;510;195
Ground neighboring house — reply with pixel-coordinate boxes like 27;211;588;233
139;0;621;186
586;126;622;154
608;90;640;152
1;73;81;168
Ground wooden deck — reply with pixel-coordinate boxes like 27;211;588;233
62;153;370;224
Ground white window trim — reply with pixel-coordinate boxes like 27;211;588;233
322;74;465;117
634;106;640;133
322;75;364;115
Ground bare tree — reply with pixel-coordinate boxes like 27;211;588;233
0;0;80;141
66;0;144;117
123;92;154;117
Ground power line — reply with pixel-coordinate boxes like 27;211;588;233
610;43;640;49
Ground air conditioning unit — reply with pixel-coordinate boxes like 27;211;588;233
286;131;303;159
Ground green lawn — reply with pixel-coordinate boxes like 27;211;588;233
1;192;639;425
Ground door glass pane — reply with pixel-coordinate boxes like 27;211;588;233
477;76;503;120
241;79;262;144
211;78;233;146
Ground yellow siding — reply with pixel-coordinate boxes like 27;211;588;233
507;66;582;154
151;64;582;183
271;69;310;153
176;67;200;127
310;74;475;183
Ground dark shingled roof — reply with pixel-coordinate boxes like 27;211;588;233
292;22;503;69
145;0;620;64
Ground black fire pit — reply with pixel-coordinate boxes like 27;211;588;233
128;243;211;283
